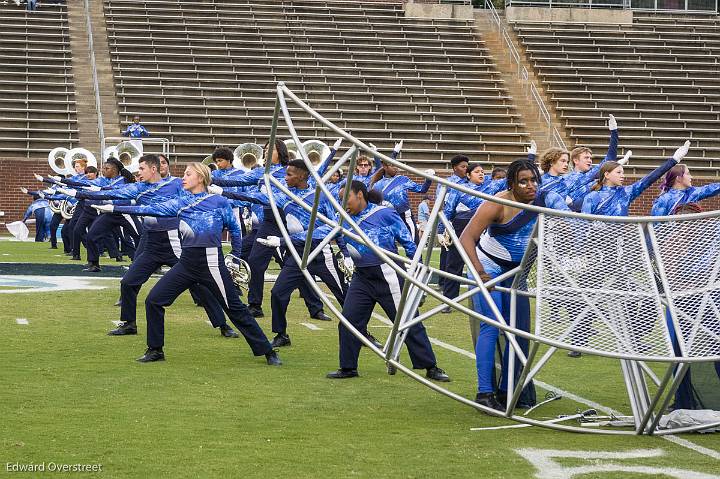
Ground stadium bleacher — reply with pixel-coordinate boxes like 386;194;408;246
512;11;720;175
0;2;78;158
103;0;529;167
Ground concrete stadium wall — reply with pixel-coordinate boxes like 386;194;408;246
505;6;634;24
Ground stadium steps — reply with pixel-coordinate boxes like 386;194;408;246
103;0;530;168
0;2;78;158
512;11;720;176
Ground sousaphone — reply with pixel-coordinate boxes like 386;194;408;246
63;148;98;173
47;147;71;175
302;140;330;169
115;140;142;172
233;143;264;172
284;138;300;160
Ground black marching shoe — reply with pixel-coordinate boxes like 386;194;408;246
265;350;282;366
248;305;264;318
311;311;332;321
70;255;81;261
83;264;101;273
108;321;137;336
475;392;504;412
116;255;124;262
270;333;291;348
219;324;239;338
426;366;451;382
567;350;582;358
495;391;533;410
326;368;359;379
50;245;57;249
136;348;165;363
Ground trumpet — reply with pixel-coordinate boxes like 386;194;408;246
224;253;251;292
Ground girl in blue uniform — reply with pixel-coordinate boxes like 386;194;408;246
582;141;690;217
651;164;720;217
92;163;281;365
459;159;570;412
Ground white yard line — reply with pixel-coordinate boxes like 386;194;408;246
300;322;323;331
369;312;719;460
15;318;29;325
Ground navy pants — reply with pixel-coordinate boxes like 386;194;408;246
87;213;140;264
338;264;436;370
271;241;347;334
120;231;226;330
145;246;272;355
49;212;63;248
72;208;97;258
441;218;471;300
247;216;324;315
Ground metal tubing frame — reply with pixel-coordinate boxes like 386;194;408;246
267;83;720;435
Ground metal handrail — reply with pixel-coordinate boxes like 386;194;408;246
82;0;105;155
484;0;568;150
101;137;171;161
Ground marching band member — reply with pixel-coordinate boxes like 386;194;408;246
652;164;720;216
326;180;450;382
369;146;434;243
438;155;470;292
92;162;280;364
582;141;690;216
216;159;348;348
211;140;330;321
71;154;238;338
460;159;570;411
20;189;51;242
121;115;150;138
438;163;505;308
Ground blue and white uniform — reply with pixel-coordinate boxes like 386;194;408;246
473;191;569;405
121;123;150;138
372;174;432;243
651;183;720;216
338;203;438;371
113;192;273;355
582;158;677;216
223;185;347;336
566;130;619;211
23;198;51;242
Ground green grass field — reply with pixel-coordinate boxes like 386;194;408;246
1;239;719;478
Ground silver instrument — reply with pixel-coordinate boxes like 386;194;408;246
233;143;264;171
224;253;251;292
60;199;76;220
64;147;98;172
302;139;330;170
47;147;71;175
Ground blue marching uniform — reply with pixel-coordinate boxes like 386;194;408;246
113;192;273;355
82;177;229;331
338;203;438;371
371;174;432;243
213;164;325;315
566;129;619;211
222;186;347;336
651;182;720;216
121;123;150;138
582;158;677;216
472;191;569;404
23;198;51;242
439;176;506;300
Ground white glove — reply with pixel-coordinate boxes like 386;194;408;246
527;140;537;156
618;150;632;166
608;114;617;131
393;139;404;154
207;184;223;195
33;173;44;182
91;204;114;213
38;191;46;199
57;187;76;197
343;256;354;271
673;140;691;162
20;187;28;194
43;188;56;195
86;185;102;192
257;235;281;248
50;175;62;182
332;137;342;150
368;142;377;151
424;169;435;177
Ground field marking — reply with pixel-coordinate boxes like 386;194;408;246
15;318;28;325
300;322;323;331
0;275;113;294
369;312;719;460
516;447;719;479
